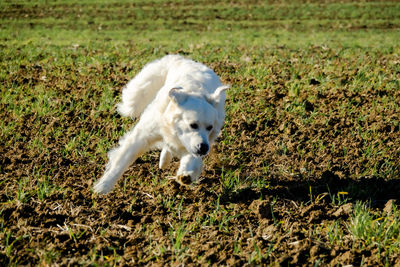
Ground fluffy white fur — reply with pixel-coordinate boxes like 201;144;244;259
94;55;229;194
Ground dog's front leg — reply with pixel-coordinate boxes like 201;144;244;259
176;154;203;185
159;147;173;169
94;124;157;194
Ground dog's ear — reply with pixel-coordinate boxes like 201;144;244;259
208;85;229;106
169;87;187;105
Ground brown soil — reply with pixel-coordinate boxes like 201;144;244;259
1;48;400;265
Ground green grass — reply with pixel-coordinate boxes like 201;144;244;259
348;202;400;259
1;0;400;265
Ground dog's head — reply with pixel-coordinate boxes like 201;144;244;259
166;86;228;157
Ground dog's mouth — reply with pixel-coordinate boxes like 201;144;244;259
190;151;206;158
189;149;208;158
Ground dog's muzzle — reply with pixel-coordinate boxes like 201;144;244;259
196;143;209;156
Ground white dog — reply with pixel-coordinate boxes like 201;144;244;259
94;55;229;194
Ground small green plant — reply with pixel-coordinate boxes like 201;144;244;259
16;178;29;203
326;220;345;246
233;233;242;255
41;249;60;265
220;167;242;193
36;177;55;201
4;231;14;257
347;201;400;260
247;225;275;264
32;167;56;201
3;231;28;261
328;191;350;206
204;208;239;233
168;221;189;257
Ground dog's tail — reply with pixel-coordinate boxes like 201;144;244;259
117;55;183;118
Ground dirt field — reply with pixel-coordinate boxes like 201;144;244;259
1;1;400;265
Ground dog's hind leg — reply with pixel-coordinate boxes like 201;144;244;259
94;125;158;194
159;147;173;169
176;154;203;185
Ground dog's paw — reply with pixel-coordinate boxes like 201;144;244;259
169;175;192;186
93;181;112;195
176;175;192;185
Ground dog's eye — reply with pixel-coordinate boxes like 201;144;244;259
206;125;213;131
190;123;199;129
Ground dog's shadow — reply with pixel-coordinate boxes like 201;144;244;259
219;170;400;208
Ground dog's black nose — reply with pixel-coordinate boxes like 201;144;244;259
197;143;209;155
